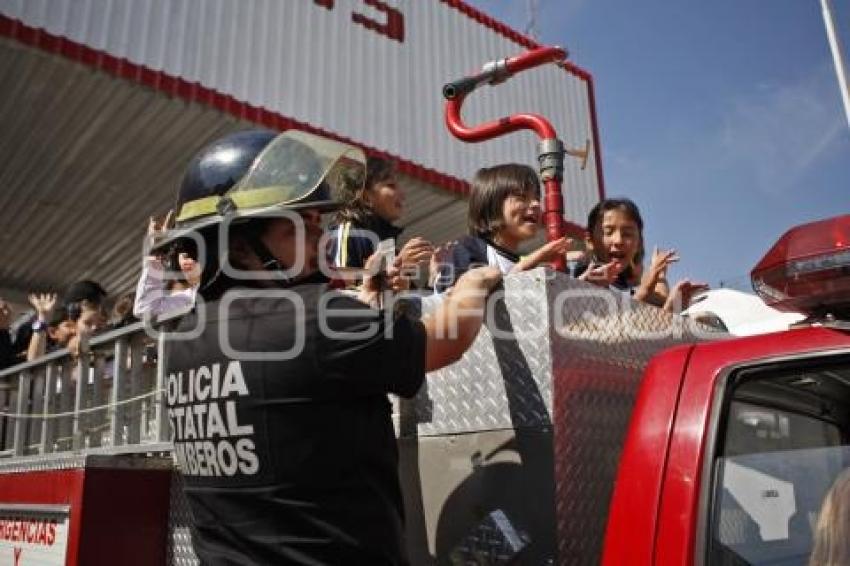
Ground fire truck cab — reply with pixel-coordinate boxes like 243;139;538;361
605;214;850;566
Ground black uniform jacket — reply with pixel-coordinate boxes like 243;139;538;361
164;275;426;565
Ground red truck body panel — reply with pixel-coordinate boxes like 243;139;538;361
0;465;171;566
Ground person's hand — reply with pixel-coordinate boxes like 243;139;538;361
385;264;410;293
396;237;434;272
0;299;11;330
663;279;709;313
578;260;623;287
540;236;574;262
145;210;173;253
358;252;410;306
644;247;679;283
360;252;387;294
28;293;57;321
522;236;575;271
634;247;679;302
428;242;456;288
511;236;578;273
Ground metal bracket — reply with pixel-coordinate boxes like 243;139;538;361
537;138;565;182
565;139;591;170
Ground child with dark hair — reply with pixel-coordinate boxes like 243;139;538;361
435;163;572;291
24;295;105;361
62;280;107;307
7;279;108;365
577;198;705;312
328;156;433;284
133;213;200;318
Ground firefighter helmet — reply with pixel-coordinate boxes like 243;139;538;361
174;129;277;230
156;129;367;250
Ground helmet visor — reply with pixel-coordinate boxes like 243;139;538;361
227;130;366;213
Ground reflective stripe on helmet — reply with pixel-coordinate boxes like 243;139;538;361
176;195;222;222
176;185;334;224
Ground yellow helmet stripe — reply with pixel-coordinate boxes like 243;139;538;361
175;195;221;222
176;185;313;223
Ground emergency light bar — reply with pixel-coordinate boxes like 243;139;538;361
751;214;850;317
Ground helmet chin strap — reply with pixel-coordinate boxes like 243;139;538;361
244;232;296;287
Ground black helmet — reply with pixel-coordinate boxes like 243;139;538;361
174;129;277;230
157;129;367;250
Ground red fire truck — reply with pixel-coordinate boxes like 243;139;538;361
0;202;847;566
0;35;847;563
429;47;850;565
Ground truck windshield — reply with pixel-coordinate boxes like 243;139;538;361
708;358;850;566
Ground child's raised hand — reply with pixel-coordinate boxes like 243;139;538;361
578;260;623;287
397;237;434;268
511;236;574;273
539;236;573;262
28;293;57;319
145;210;174;252
647;247;679;280
428;242;456;288
634;247;680;303
663;279;709;313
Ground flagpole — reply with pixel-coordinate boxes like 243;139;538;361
821;0;850;128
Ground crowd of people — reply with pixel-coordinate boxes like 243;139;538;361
0;145;704;374
0;280;114;371
326;153;706;310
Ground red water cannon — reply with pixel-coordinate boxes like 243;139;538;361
751;214;850;319
443;46;570;270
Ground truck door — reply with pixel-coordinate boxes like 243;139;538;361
703;353;850;566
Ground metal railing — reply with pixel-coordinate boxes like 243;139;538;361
0;322;171;459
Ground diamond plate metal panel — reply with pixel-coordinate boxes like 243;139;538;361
549;276;720;565
167;472;200;566
448;509;532;565
413;272;555;436
0;452;88;473
0;452;173;473
409;269;724;564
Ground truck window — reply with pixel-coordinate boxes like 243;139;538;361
707;359;850;566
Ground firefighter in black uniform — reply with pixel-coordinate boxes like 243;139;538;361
157;129;501;565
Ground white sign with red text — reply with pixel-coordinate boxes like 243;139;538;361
0;506;69;566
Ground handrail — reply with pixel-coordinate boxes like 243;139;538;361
0;321;167;459
0;321;146;379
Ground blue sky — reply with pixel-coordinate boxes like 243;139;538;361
466;0;850;289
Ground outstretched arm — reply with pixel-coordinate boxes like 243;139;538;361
634;247;679;306
26;293;57;361
511;236;575;273
421;266;502;371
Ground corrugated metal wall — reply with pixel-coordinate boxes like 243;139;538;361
0;35;247;296
0;0;602;224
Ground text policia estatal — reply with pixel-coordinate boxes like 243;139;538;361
166;361;259;477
